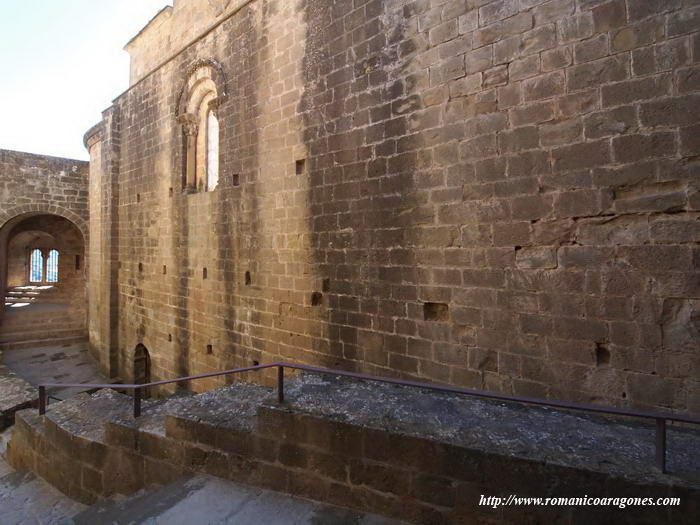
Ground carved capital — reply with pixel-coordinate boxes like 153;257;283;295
178;113;198;136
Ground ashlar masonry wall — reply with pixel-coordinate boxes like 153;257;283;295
88;0;700;415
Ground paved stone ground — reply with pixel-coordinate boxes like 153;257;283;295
2;342;107;400
0;361;35;416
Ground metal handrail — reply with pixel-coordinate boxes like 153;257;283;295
37;361;700;473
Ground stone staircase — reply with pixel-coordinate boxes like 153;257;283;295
0;308;87;351
4;285;52;306
6;374;700;524
3;285;72;307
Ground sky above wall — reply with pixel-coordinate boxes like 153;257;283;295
0;0;172;161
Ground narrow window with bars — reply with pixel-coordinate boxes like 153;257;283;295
29;249;44;282
46;250;59;283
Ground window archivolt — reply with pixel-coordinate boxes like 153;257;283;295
30;249;44;282
176;60;226;193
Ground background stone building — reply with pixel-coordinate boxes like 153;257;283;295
4;0;697;417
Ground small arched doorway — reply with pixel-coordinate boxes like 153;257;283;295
133;344;151;397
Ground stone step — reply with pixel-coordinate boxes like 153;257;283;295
0;320;85;333
104;382;271;450
44;390;132;446
0;313;80;327
4;296;72;304
4;289;67;303
7;286;57;291
0;324;85;336
0;463;85;523
0;335;88;351
0;328;86;344
71;473;406;525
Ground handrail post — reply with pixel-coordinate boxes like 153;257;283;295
134;387;142;418
39;386;46;415
656;418;666;473
277;366;284;404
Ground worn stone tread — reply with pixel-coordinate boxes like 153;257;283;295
0;455;85;524
72;473;408;525
45;389;133;443
0;365;35;414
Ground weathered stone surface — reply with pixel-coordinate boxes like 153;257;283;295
515;247;557;269
0;358;35;430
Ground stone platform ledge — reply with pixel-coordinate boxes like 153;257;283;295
0;352;36;430
6;374;700;524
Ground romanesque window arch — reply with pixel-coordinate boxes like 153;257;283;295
206;110;219;191
176;60;227;193
29;249;43;282
47;249;59;283
28;248;60;283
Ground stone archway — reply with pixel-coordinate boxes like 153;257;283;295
0;210;87;322
0;204;88;242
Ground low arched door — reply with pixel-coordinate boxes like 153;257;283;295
133;344;151;398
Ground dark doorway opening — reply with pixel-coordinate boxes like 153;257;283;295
134;344;151;398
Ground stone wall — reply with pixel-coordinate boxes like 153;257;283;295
0;149;89;237
124;0;256;86
0;150;88;232
91;0;700;415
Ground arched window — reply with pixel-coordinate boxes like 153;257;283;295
47;250;59;283
176;60;226;194
29;249;44;282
